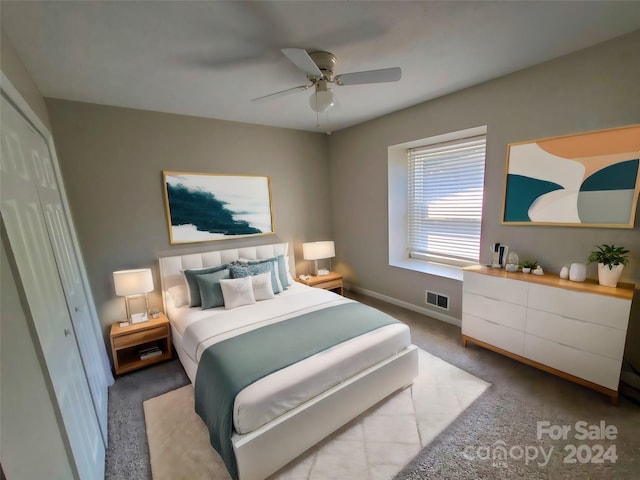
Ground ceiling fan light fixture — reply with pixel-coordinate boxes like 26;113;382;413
259;49;401;117
309;88;334;113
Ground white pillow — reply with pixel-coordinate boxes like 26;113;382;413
167;285;188;308
251;272;275;301
219;276;256;309
285;255;295;284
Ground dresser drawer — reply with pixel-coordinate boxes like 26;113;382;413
526;308;626;361
463;292;526;331
527;284;631;330
463;271;528;305
524;334;621;390
112;325;168;349
315;278;342;290
462;313;525;356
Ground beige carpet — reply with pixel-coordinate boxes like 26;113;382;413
144;350;489;480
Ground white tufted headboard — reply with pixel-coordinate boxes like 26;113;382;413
158;242;291;312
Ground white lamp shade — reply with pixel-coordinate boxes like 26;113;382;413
302;241;335;261
113;268;154;296
309;89;335;113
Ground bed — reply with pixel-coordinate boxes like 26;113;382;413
159;242;419;480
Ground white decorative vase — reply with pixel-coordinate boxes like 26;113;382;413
597;263;624;287
569;263;587;282
559;266;569;279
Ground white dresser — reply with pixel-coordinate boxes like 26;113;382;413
462;265;634;404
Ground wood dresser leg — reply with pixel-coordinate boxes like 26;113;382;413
610;392;619;407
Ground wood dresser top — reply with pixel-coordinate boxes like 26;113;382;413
463;265;635;301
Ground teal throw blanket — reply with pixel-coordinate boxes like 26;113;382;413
194;302;400;480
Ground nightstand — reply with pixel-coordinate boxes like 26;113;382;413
296;272;344;295
110;313;172;375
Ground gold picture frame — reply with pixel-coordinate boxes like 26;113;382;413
162;171;274;244
502;124;640;228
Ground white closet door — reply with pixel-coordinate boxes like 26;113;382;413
27;113;110;441
1;95;105;480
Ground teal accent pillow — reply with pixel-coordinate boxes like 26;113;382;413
248;255;289;290
275;255;290;289
196;269;230;309
230;262;280;294
184;264;229;307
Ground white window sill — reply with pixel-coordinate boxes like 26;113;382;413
389;257;464;282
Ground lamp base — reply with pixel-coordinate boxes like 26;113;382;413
317;268;330;276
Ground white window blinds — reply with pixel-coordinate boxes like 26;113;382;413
407;134;486;266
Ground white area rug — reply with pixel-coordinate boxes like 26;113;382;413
144;350;489;480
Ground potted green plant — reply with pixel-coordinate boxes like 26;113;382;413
587;244;629;287
519;260;537;273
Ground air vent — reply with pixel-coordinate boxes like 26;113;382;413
426;290;449;310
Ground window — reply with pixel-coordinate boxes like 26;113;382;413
407;133;486;267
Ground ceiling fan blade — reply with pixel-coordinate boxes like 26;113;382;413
335;67;402;86
251;83;312;102
281;48;322;78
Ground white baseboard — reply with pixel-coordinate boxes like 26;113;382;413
348;285;462;327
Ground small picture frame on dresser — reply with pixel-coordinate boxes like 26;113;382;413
130;312;148;324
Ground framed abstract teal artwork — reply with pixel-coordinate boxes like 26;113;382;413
502;125;640;228
163;171;274;244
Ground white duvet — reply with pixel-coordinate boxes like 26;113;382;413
172;285;411;434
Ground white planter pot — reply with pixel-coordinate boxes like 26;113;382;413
597;263;624;287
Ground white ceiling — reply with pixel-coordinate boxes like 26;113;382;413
3;1;640;133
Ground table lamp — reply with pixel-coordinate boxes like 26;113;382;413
302;241;335;276
113;268;154;323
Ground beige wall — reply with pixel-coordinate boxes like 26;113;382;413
45;99;331;343
328;31;640;361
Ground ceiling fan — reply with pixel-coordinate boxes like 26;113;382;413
252;48;402;113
